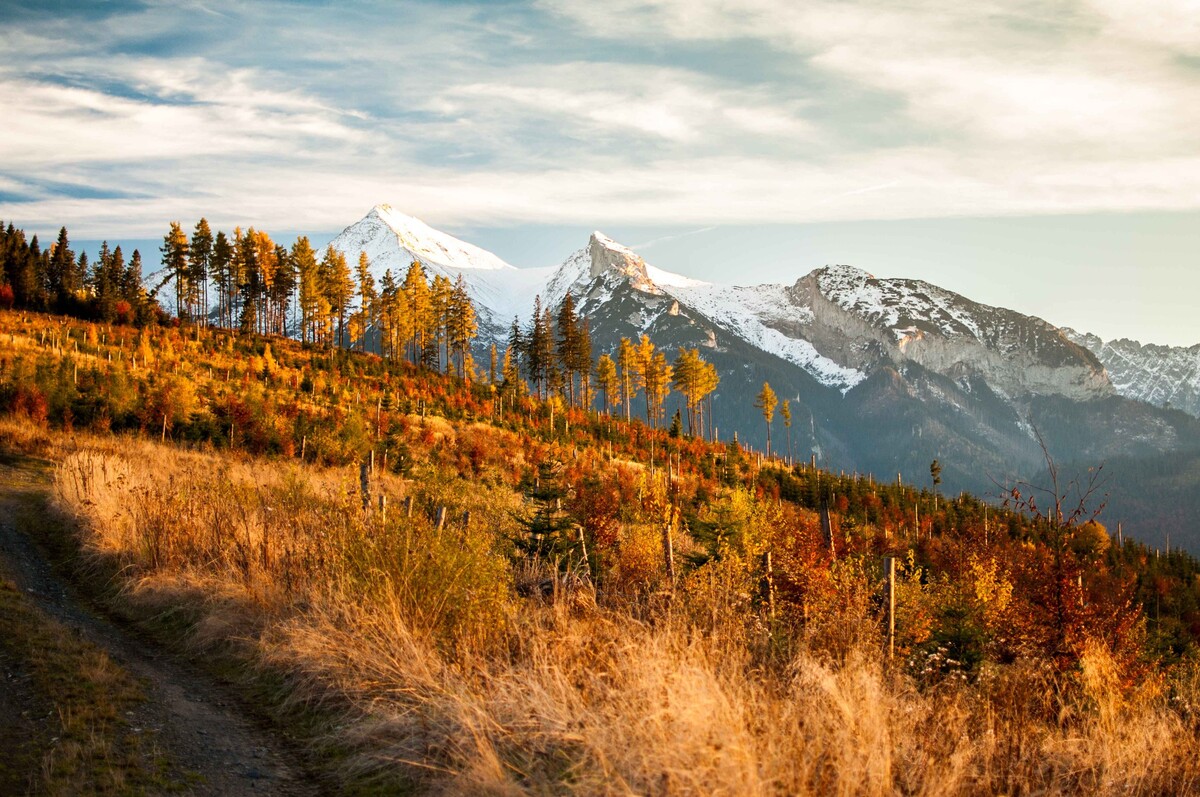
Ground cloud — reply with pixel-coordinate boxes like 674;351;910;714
2;0;1200;237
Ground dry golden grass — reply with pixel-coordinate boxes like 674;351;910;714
20;419;1200;796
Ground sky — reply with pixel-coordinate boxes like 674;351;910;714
2;0;1198;345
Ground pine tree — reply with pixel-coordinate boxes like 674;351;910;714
210;231;233;328
557;292;579;405
92;241;117;323
643;349;673;428
755;381;778;458
402;261;431;364
595;352;618;417
781;399;793;462
29;235;49;309
672;347;719;437
161;222;189;319
322;245;354;348
270;243;295;336
189;218;213;323
447;274;477;379
356;251;377;353
292;237;320;344
507;316;524;387
47;226;78;311
250;229;278;335
236;229;261;334
126;249;146;324
429;274;453;372
378;269;400;358
617;337;637;422
501;345;524;401
525;296;548;397
574;318;593;409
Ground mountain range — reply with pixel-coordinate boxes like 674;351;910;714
329;205;1200;552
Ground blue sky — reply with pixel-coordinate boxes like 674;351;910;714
2;0;1199;344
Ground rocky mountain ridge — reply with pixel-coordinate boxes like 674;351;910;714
1064;329;1200;418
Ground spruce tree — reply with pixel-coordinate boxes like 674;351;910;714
210;231;233;328
161;222;189;319
556;292;579;404
189;218;213;323
47;226;77;310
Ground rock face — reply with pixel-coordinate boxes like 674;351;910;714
1064;330;1200;418
789;266;1114;402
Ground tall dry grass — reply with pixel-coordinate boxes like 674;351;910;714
29;424;1200;795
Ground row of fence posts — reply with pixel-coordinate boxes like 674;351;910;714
358;455;470;530
354;462;901;659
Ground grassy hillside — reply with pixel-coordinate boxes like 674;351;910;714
2;308;1200;794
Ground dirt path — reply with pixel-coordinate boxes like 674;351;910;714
0;459;324;796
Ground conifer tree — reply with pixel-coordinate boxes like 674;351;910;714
356;252;377;353
755;381;778;458
447;273;477;379
643;348;673;428
161;222;190;319
525;297;547;397
557;292;580;404
507;316;524;387
126;249;146;323
617;337;637;422
501;345;524;401
292;237;320;344
47;226;78;310
92;241;117;322
595;352;618;416
402;261;431;364
672;347;719;436
189;218;213;323
322;245;354;348
781;399;793;462
210;230;233;328
378;269;400;358
250;229;279;335
236;228;261;334
429;274;453;371
270;243;294;336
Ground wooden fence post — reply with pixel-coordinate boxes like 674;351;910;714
765;550;776;619
884;556;896;660
662;505;676;587
360;461;371;512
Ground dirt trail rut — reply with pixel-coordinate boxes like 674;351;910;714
0;462;324;796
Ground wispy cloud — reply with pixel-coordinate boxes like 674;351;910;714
2;0;1199;237
630;227;716;250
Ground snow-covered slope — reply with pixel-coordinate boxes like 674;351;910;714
1065;330;1200;418
328;205;552;335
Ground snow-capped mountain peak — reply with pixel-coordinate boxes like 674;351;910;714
365;205;514;272
587;232;655;288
